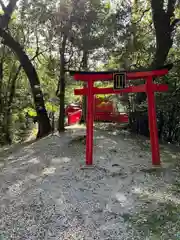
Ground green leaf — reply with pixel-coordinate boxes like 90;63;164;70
45;102;58;113
104;1;111;10
24;107;37;117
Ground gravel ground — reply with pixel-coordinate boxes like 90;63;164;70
0;124;180;240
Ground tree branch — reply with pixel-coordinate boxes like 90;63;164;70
0;0;6;12
0;0;19;29
8;49;48;80
65;43;74;65
134;8;151;25
171;18;180;31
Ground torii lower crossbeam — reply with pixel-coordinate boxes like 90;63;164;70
71;68;170;167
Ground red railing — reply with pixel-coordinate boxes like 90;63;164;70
66;97;129;125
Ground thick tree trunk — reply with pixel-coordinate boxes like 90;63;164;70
0;28;51;138
136;0;175;104
132;0;176;136
151;0;174;68
58;35;67;132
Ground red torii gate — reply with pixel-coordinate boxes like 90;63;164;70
70;66;171;167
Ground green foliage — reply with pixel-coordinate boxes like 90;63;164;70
24;107;37;117
104;1;111;10
45;102;58;113
1;0;180;145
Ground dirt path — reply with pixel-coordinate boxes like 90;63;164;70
0;124;180;239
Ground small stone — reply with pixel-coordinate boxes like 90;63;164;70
112;164;120;167
110;149;117;153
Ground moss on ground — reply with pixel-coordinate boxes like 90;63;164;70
124;199;180;239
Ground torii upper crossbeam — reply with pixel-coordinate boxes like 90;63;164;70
70;66;171;167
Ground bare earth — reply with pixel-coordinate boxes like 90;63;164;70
0;124;180;240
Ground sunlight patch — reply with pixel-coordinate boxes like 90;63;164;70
171;154;177;159
115;192;127;203
112;131;118;136
52;157;71;164
26;174;37;181
28;158;40;164
56;198;64;205
7;180;23;197
104;139;117;145
42;167;56;175
98;145;104;149
96;135;105;139
61;157;71;163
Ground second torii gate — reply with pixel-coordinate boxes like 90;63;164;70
70;66;171;167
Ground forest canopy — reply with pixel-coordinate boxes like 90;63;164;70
0;0;180;145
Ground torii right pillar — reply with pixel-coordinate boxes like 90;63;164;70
146;76;160;165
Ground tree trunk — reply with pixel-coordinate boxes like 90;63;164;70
136;0;175;104
158;111;164;139
167;104;176;142
81;50;88;123
58;35;67;132
0;60;5;145
0;61;3;117
0;28;51;138
151;0;174;68
132;0;176;136
0;59;12;145
4;66;22;144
